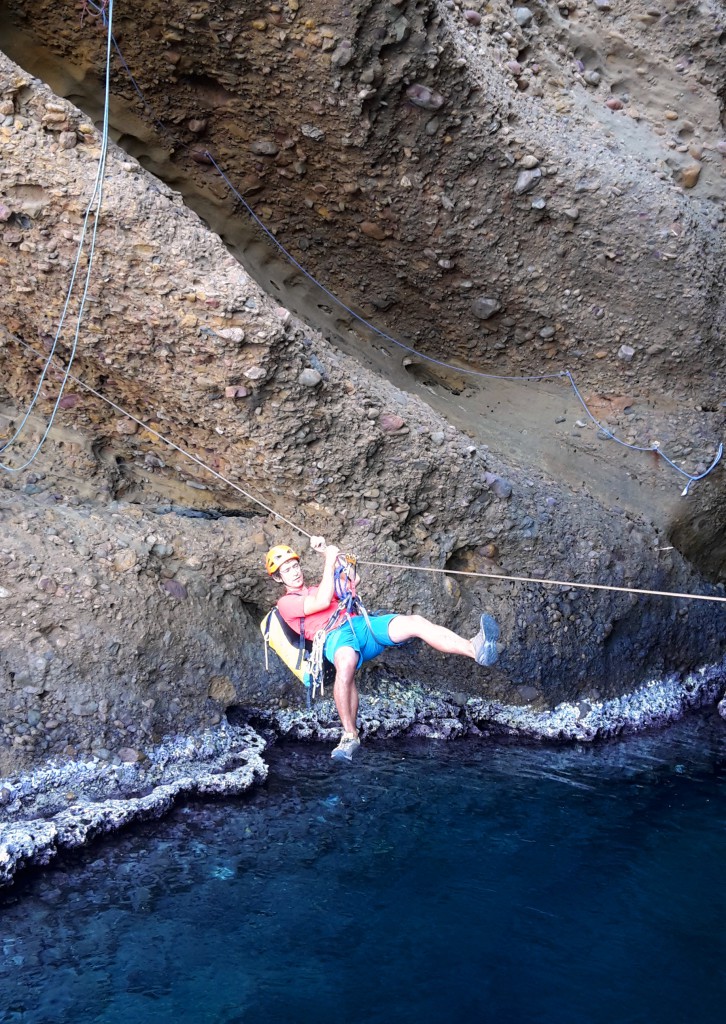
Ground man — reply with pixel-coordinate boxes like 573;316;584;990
266;537;501;761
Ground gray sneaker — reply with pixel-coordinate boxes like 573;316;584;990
472;613;500;667
331;731;361;761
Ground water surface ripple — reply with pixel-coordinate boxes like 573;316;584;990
2;711;726;1024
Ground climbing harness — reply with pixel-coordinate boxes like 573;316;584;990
261;553;378;706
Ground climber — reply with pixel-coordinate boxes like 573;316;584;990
266;537;501;761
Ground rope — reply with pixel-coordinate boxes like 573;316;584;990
74;1;722;495
565;373;722;496
0;6;722;604
5;329;726;606
210;145;722;493
0;0;115;472
4;332;312;541
358;559;726;605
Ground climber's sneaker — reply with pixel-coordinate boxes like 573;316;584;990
472;613;500;667
331;731;361;762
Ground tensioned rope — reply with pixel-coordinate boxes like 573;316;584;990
5;331;726;606
80;0;722;496
5;332;312;540
358;560;726;605
0;0;115;472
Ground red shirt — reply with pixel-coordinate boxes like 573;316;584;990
277;585;354;640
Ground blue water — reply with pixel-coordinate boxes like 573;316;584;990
2;712;726;1024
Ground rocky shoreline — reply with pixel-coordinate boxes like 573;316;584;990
3;657;726;888
246;656;726;743
0;721;268;887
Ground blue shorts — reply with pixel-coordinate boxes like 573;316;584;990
323;614;406;669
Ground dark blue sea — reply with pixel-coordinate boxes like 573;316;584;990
2;710;726;1024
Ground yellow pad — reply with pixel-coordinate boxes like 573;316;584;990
261;609;310;684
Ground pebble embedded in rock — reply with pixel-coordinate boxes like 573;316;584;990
331;41;353;67
301;124;325;141
243;366;266;380
405;84;445;111
618;344;635;361
249;139;279;156
520;155;539;169
484;472;513;499
115;417;138;435
606;98;623;111
360;221;388;240
113;550;138;572
492;478;513;499
117;747;141;763
463;10;481;25
298;368;322;387
584;70;601;87
513;7;534;28
514;168;541;194
679;163;701;188
430;431;445;446
471;296;502;320
224;385;249;398
379;413;405;432
162;579;188;599
217;327;245;344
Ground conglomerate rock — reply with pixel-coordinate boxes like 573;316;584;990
1;1;726;782
4;0;725;395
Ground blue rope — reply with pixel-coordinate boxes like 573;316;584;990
1;0;115;472
20;1;721;495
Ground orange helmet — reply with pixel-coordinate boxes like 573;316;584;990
265;544;299;576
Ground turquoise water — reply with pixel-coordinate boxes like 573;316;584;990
2;711;726;1024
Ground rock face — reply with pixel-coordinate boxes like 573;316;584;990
1;0;726;779
3;0;723;400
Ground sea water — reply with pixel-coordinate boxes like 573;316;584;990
2;710;726;1024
